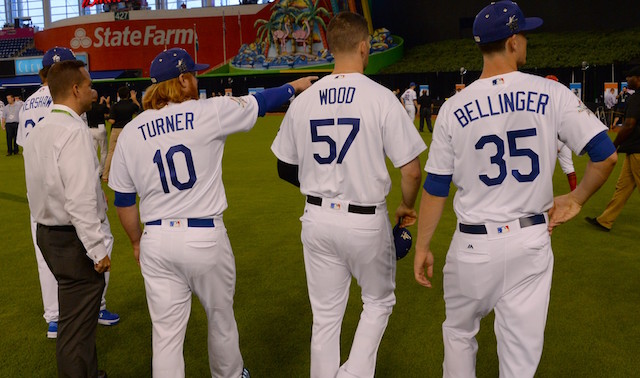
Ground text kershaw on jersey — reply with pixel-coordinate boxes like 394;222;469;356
454;90;549;127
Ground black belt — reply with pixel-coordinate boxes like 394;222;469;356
37;224;76;232
145;218;215;227
459;214;546;234
306;195;376;215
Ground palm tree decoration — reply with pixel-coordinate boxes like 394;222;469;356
297;0;331;53
254;16;278;57
273;0;301;53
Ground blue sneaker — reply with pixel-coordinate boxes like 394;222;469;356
241;368;250;378
47;322;57;339
98;309;120;326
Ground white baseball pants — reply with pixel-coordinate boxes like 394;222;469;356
442;220;553;378
31;214;113;323
404;105;416;120
300;203;396;378
90;124;108;177
140;218;243;378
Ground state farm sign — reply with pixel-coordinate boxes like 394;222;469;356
70;26;194;48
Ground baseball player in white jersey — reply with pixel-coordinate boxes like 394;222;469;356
109;48;315;378
271;13;425;378
18;47;119;338
413;2;617;377
401;82;418;120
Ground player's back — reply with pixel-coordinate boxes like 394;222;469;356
111;96;258;222
277;73;424;205
428;71;605;223
18;86;52;146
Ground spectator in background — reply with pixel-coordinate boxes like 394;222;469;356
2;94;22;156
604;87;617;128
613;85;630;127
86;89;110;177
102;86;140;181
401;82;418;120
417;89;433;132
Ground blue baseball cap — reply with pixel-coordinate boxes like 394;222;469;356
150;48;209;84
410;82;416;87
393;221;412;260
42;47;77;67
473;1;543;44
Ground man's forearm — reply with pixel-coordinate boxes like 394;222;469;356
399;157;422;208
116;205;142;246
416;190;447;250
571;152;617;206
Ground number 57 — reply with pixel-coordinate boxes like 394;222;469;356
310;118;360;165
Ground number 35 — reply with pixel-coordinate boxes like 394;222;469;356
475;128;540;186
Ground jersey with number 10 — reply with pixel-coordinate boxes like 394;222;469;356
426;71;607;224
108;96;259;223
271;73;426;205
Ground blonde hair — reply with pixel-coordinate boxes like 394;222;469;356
142;73;194;110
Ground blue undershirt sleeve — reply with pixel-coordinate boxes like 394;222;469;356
114;192;137;207
252;84;295;117
581;131;616;162
423;173;453;197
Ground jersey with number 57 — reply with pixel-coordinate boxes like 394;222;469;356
17;86;53;146
108;96;259;223
271;73;426;204
425;71;607;224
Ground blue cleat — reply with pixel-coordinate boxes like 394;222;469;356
47;322;58;339
98;309;120;326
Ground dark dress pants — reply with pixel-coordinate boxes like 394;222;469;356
6;122;18;154
37;224;105;378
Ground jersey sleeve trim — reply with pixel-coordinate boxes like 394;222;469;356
114;192;137;207
424;173;452;197
583;131;616;162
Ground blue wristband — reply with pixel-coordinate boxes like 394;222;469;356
252;84;295;116
423;173;452;197
114;192;137;207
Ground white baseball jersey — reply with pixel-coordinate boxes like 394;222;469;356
108;96;259;222
556;140;575;175
272;73;426;205
18;86;53;146
401;88;416;108
426;71;607;224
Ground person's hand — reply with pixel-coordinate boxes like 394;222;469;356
548;192;582;235
105;96;110;104
395;202;417;227
132;240;140;266
289;76;319;94
130;90;137;98
95;255;111;273
414;245;434;288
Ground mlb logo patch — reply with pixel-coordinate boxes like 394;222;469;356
492;78;505;85
330;202;341;210
169;220;182;228
497;225;510;233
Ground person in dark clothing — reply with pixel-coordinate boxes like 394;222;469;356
586;66;640;231
102;86;140;181
417;89;433;132
86;89;110;176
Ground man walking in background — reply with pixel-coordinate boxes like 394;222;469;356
86;89;111;177
3;94;22;155
102;86;140;181
586;66;640;231
401;82;418;120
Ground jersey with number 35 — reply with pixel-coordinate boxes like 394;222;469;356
426;71;607;224
17;86;53;146
271;73;426;205
108;96;259;223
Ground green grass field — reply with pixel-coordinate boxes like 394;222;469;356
1;115;639;377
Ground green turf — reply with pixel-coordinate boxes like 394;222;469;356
0;116;638;377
